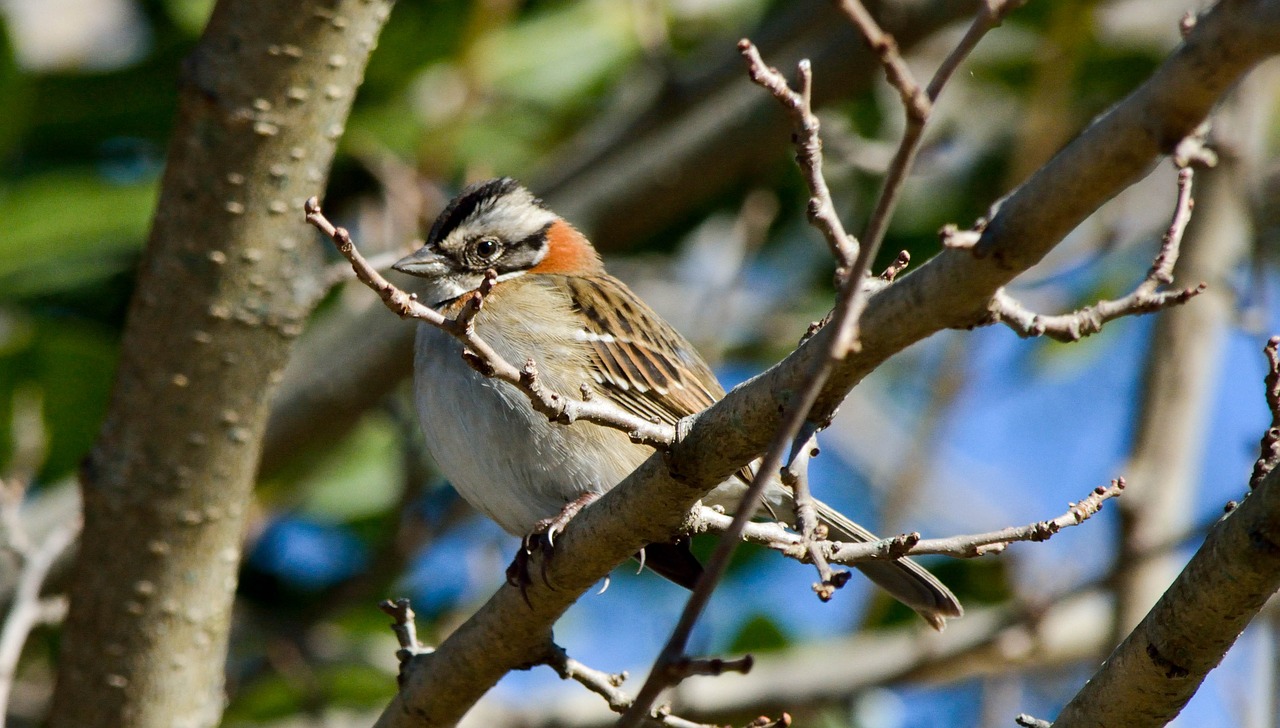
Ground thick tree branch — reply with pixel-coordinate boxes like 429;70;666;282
373;1;1280;724
1051;451;1280;726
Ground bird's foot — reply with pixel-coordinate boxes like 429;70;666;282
505;492;602;604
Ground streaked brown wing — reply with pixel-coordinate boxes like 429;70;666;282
562;275;724;426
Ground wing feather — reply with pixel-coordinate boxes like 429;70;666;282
564;276;723;425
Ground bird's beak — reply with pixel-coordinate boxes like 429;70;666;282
392;245;448;277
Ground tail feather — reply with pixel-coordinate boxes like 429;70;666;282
813;498;963;631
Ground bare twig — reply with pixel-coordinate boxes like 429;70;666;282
691;479;1125;565
781;430;848;600
304;198;675;448
378;598;432;689
879;250;911;282
1250;336;1280;489
988;167;1205;341
0;518;80;725
737;41;856;271
378;598;430;658
829;0;1021;354
542;643;726;728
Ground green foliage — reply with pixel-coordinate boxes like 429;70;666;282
0;313;117;482
728;613;790;653
0;172;156;297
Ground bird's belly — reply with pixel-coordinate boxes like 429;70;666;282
413;325;649;535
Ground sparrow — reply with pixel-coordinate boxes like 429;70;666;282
393;178;962;629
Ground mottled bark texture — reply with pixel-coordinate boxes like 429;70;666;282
49;2;393;727
376;0;1280;724
1054;464;1280;728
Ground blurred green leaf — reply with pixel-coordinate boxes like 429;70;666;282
472;0;637;106
0;312;117;481
0;172;155;297
291;415;404;521
728;613;790;653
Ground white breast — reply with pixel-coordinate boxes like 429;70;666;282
412;283;651;535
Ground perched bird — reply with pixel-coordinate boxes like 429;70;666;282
393;178;962;629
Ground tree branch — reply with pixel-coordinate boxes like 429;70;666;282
829;0;1020;353
49;2;395;726
988;166;1205;341
691;479;1124;564
1051;434;1280;725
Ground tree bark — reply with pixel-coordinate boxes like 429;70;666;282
49;2;393;726
1054;465;1280;727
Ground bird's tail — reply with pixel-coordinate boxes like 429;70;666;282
812;498;963;631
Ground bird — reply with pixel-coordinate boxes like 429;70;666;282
393;177;962;629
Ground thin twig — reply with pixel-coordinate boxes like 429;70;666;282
879;250;911;282
0;518;80;725
1250;336;1280;489
692;479;1125;565
378;598;432;688
542;643;722;728
829;0;1020;354
737;41;856;272
781;430;848;600
378;598;429;657
988;167;1204;341
304;198;675;448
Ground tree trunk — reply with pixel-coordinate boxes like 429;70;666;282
48;2;393;726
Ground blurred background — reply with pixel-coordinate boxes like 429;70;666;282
0;0;1278;726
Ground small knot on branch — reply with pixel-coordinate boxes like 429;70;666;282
461;349;495;377
880;250;911;281
940;224;981;251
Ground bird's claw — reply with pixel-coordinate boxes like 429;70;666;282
504;492;602;606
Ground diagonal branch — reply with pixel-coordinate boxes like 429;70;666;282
1050;435;1280;726
619;8;1029;715
829;0;1022;354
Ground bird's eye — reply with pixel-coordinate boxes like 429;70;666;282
473;237;501;261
